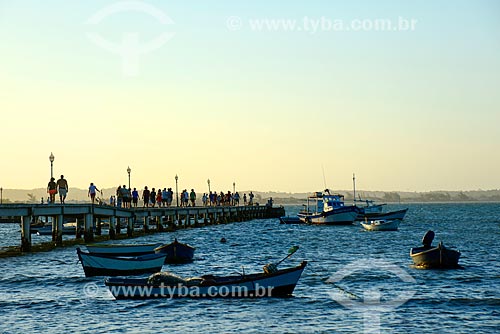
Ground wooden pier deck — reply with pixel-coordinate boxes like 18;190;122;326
0;204;285;254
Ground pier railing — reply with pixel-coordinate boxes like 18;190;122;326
0;204;285;252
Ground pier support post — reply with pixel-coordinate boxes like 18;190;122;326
156;216;163;231
116;217;121;235
51;216;57;242
127;218;133;237
109;216;116;239
143;217;149;233
84;213;94;243
20;215;31;252
56;214;63;246
95;217;102;236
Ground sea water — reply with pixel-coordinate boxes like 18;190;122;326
0;203;499;333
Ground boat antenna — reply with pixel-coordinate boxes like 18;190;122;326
322;165;327;190
352;173;356;204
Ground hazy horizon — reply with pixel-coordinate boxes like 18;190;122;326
1;1;499;193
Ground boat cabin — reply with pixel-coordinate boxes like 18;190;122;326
302;190;346;214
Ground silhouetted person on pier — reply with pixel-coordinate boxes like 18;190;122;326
47;178;57;204
190;189;196;207
88;182;100;204
142;186;150;207
56;175;68;204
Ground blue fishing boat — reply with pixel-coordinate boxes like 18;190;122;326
76;248;166;277
297;190;359;225
154;239;195;264
105;261;307;299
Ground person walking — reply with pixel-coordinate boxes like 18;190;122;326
56;175;68;204
132;188;139;208
47;177;57;204
190;189;196;207
88;182;100;204
142;186;150;207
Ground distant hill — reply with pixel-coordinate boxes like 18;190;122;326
1;188;500;204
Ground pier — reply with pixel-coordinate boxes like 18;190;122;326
0;204;285;254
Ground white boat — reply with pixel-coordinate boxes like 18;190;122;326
297;190;359;225
360;219;400;231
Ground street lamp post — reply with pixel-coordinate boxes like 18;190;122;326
207;179;211;193
127;166;131;189
49;152;55;179
175;174;179;207
232;182;236;206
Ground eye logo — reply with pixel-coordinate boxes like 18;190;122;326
85;1;175;76
327;258;416;333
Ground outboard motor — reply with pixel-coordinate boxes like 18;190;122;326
422;230;435;248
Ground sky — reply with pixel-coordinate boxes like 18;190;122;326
0;0;499;193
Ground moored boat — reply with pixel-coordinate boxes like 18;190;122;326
297;190;358;225
356;208;408;222
410;231;461;269
76;248;166;277
361;219;401;231
86;243;164;256
36;223;77;236
105;261;307;299
279;216;304;224
154;239;195;264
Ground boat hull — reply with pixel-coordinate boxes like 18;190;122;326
356;208;408;221
76;248;166;277
105;261;307;299
298;207;358;225
155;240;195;264
410;245;461;269
85;243;163;257
279;216;304;224
361;220;400;231
35;226;76;235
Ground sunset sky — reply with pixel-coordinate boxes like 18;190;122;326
1;0;499;193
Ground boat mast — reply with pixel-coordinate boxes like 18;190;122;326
353;173;356;204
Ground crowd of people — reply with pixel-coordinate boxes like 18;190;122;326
46;177;259;208
107;186;256;208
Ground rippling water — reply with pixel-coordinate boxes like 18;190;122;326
1;203;499;333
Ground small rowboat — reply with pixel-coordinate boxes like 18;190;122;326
361;219;401;231
76;248;166;277
154;239;195;264
105;261;307;299
410;230;461;269
279;216;304;224
410;243;461;269
85;243;164;256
